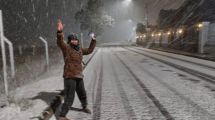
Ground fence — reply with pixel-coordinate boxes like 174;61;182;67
0;10;52;98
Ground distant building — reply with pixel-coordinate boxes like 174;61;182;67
158;0;215;29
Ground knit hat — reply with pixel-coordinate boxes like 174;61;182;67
67;33;79;44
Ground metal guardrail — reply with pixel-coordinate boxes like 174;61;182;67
1;10;16;97
0;10;8;96
1;10;52;98
4;37;15;77
39;36;49;68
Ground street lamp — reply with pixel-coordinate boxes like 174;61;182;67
198;23;203;28
125;0;132;3
128;19;132;23
178;29;183;34
167;31;171;35
151;34;155;37
123;0;132;6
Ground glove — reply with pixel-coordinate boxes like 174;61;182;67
90;33;96;40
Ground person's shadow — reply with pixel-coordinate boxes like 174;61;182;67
31;91;60;104
29;91;63;120
29;91;86;120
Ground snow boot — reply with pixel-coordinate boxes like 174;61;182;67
83;106;91;114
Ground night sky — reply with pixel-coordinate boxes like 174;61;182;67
0;0;184;46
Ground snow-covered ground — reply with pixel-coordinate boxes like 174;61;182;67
0;49;98;120
1;47;215;120
67;47;215;120
115;47;215;120
127;47;215;78
133;47;215;68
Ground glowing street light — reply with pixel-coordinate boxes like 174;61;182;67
123;0;132;6
125;0;132;3
128;19;132;23
198;23;203;28
178;29;183;34
151;34;155;37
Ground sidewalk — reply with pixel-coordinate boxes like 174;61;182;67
147;47;215;62
0;68;63;120
0;49;99;120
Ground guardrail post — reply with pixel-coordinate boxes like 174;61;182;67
0;10;8;96
39;36;49;68
4;37;15;77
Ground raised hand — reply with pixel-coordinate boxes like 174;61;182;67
57;20;64;31
90;33;96;40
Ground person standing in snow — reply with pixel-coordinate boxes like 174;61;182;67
57;20;96;120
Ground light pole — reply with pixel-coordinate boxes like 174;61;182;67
128;19;136;42
144;3;148;28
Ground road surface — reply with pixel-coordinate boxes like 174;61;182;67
1;46;215;120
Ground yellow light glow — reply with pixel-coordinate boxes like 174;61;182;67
198;23;203;28
167;31;171;35
178;29;183;34
151;34;154;37
158;33;161;36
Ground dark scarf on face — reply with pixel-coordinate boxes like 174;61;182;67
70;44;80;51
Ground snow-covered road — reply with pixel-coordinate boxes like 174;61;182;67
1;47;215;120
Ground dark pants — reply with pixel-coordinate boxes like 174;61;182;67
60;78;88;117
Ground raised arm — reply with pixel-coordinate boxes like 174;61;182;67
56;20;67;51
82;39;96;55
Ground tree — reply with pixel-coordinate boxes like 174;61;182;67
136;23;146;34
75;0;114;35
